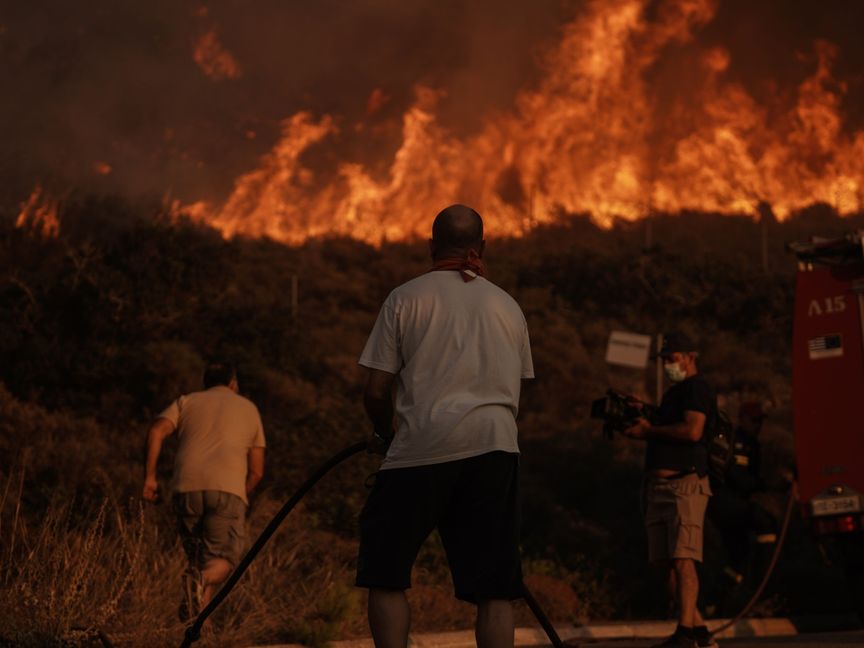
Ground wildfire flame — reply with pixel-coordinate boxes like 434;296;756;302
15;186;60;238
24;0;864;246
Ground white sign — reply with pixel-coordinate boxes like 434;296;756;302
605;331;652;369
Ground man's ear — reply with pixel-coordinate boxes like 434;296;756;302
229;378;239;393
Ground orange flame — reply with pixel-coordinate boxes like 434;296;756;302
15;186;60;238
182;0;863;243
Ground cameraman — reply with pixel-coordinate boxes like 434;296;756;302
623;332;716;648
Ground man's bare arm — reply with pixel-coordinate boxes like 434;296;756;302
246;446;265;495
143;417;175;501
364;368;396;451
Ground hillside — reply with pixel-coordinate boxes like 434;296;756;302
1;197;862;646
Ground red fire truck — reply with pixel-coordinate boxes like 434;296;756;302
790;232;864;537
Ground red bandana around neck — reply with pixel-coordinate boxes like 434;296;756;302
430;249;486;282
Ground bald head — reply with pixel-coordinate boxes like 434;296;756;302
431;204;484;259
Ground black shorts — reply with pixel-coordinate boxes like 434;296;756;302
356;451;523;603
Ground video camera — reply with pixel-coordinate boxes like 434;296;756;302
590;389;656;439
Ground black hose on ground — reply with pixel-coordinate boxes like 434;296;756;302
523;584;565;648
709;480;798;639
180;441;368;648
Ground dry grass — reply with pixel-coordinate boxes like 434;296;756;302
0;473;148;646
0;470;365;648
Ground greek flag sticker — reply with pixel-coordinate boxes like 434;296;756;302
808;334;843;360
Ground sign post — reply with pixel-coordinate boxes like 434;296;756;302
655;333;664;405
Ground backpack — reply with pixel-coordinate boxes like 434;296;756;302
705;404;736;483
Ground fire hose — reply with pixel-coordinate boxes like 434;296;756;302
708;480;798;639
545;479;800;647
179;441;564;648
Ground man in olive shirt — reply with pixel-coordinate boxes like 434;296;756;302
143;361;266;619
624;333;717;648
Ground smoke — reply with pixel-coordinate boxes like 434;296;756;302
1;0;862;210
0;0;571;206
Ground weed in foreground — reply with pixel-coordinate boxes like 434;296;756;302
0;487;145;646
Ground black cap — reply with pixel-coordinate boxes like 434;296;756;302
653;331;697;358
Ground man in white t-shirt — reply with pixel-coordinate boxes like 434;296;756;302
356;204;534;648
143;361;266;620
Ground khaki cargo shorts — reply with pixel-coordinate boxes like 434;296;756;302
642;474;711;563
173;490;247;568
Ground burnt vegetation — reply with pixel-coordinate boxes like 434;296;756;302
1;198;863;645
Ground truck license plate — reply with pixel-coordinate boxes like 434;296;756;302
812;495;860;516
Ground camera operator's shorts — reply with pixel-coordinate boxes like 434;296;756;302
642;474;711;563
356;451;523;603
174;490;247;568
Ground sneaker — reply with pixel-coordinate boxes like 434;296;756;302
694;626;719;648
178;568;203;622
650;628;697;648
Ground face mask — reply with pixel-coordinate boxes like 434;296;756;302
664;362;687;383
